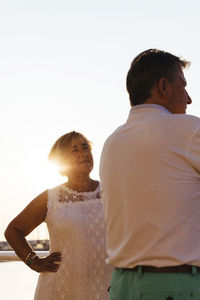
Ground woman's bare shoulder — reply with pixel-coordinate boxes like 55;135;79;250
6;190;49;236
29;190;48;208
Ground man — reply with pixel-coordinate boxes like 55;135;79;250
100;49;200;300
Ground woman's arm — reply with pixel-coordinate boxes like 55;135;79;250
4;190;61;272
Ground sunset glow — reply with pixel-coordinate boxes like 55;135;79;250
1;0;200;241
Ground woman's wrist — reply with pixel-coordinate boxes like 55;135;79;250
24;250;38;266
27;254;38;267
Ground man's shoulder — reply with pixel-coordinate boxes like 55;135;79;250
101;124;129;158
143;111;200;128
103;113;200;148
103;125;124;146
143;113;200;139
169;114;200;127
173;113;200;121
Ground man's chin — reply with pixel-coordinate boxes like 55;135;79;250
174;108;186;114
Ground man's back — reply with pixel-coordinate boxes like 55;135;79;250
100;104;200;268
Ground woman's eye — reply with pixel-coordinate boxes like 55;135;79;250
72;149;78;153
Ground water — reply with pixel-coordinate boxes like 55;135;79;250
0;261;39;300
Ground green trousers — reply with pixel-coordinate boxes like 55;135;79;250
109;267;200;300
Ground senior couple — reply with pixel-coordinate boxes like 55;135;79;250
5;49;200;300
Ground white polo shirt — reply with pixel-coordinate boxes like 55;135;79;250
100;104;200;268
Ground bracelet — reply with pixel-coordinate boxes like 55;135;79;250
24;251;35;264
27;254;38;266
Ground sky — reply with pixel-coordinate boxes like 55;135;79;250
1;0;200;240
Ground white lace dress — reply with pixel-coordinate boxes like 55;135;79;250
34;184;112;300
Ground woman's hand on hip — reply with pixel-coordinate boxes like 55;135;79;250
30;252;62;273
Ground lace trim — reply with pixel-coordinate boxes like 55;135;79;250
60;199;102;208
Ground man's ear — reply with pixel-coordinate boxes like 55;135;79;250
158;77;169;97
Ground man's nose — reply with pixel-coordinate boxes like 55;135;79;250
186;90;192;104
187;95;192;104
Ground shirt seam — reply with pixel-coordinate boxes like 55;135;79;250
186;125;200;171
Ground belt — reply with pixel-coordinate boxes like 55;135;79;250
123;265;200;273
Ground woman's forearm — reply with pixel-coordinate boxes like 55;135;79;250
5;225;62;273
4;226;34;262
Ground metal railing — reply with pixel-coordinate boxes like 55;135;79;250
0;251;48;262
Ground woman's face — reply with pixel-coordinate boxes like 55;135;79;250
61;136;93;177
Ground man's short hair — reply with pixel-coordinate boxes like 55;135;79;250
126;49;190;106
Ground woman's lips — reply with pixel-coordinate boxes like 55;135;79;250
79;160;91;164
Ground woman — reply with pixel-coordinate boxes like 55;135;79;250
5;131;111;300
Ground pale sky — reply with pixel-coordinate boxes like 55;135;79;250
1;0;200;240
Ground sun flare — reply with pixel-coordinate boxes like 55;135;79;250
40;160;65;189
23;152;66;193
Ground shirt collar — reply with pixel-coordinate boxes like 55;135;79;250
130;104;171;115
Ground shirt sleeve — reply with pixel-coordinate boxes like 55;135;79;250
187;126;200;174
